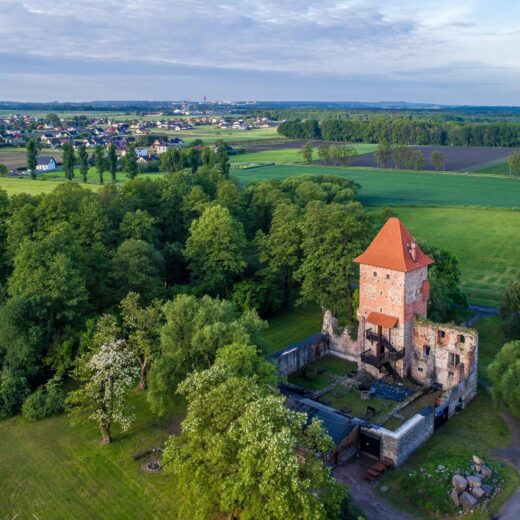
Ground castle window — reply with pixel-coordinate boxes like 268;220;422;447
386;274;390;279
448;353;461;368
423;345;431;357
379;307;383;313
380;291;383;296
437;330;446;342
457;334;465;344
417;367;424;372
373;271;377;277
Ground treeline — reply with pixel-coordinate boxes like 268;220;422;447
278;118;520;147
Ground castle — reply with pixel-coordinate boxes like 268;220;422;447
275;217;478;465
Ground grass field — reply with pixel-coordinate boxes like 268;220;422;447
396;207;520;306
474;159;512;175
161;125;282;145
0;391;183;519
230;144;378;166
236;164;520;208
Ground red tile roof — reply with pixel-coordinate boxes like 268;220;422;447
354;217;434;272
367;312;399;329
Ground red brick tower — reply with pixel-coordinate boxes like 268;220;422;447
353;218;434;379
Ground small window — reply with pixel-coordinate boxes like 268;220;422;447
417;367;424;372
437;330;446;342
423;345;431;357
457;334;465;344
380;291;383;296
448;353;461;368
448;371;454;378
373;271;377;277
379;307;383;313
386;274;390;279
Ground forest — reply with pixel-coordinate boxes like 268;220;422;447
277;118;520;147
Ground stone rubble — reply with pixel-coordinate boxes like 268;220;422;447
449;455;496;512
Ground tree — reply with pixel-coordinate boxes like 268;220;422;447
147;295;265;415
67;340;138;445
296;201;368;317
330;145;357;167
78;144;89;183
120;292;163;390
162;343;345;520
94;145;106;185
375;142;392;168
26;139;38;179
217;151;230;177
431;151;446;171
112;239;164;301
62;142;76;181
317;144;331;165
107;144;118;183
257;202;302;305
508;152;520;176
420;243;467;322
0;163;8;176
184;205;247;296
392;145;408;169
488;341;520;419
501;275;520;336
45;113;61;127
299;142;314;165
125;144;138;180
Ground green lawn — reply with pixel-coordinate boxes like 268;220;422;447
0;391;184;519
396;207;520;306
259;303;323;355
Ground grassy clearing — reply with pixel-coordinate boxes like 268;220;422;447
259;303;323;355
161;125;282;145
474;317;509;379
0;391;184;519
396;207;520;307
236;164;520;208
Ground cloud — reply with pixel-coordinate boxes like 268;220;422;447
0;0;519;103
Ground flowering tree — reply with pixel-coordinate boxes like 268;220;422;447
67;340;138;445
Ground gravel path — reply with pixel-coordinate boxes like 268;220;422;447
494;412;520;520
333;459;417;520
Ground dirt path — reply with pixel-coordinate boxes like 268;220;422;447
494;412;520;520
334;459;417;520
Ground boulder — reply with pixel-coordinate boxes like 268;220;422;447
437;464;445;471
474;464;482;473
460;492;477;511
481;465;493;478
467;475;482;488
473;455;484;465
472;487;486;499
452;474;468;492
450;488;460;505
481;484;494;497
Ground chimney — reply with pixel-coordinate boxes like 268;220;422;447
410;239;418;262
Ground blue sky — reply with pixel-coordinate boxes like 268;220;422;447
1;0;519;104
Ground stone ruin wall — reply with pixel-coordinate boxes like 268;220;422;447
411;317;478;407
322;310;362;362
274;335;330;377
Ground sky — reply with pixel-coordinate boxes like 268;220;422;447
1;0;520;104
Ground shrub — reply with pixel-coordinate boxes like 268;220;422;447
22;378;65;421
0;367;30;418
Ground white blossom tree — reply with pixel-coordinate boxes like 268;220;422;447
67;340;138;445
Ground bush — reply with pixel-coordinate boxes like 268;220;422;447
22;378;65;421
0;367;30;418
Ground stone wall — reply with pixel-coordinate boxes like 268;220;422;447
322;310;360;362
269;333;329;377
376;408;435;466
411;317;478;399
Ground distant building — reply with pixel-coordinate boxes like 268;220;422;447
35;156;57;172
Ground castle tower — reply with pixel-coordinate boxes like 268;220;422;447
353;218;434;379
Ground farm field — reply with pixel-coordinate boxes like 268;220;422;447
0;391;183;519
473;159;511;175
158;125;282;145
237;164;520;208
349;145;520;172
396;207;520;306
0;148;62;170
230;143;378;167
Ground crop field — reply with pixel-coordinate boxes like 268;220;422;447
237;164;520;208
158;125;282;145
349;145;519;172
473;159;511;175
0;148;62;170
396;207;520;306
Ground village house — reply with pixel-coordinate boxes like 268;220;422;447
35;156;57;172
274;218;478;466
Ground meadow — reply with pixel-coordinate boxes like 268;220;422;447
236;164;520;208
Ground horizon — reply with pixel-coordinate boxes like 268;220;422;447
2;0;520;104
